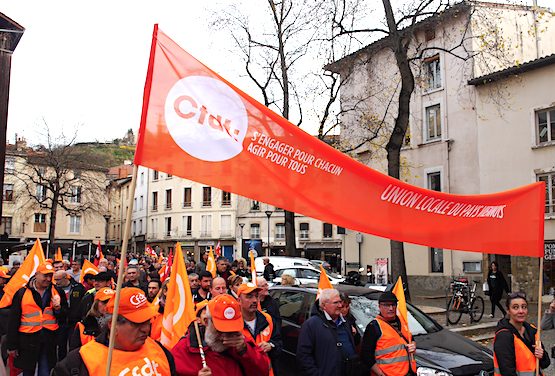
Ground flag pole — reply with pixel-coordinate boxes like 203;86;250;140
88;243;91;261
105;164;138;376
193;321;208;368
536;256;544;376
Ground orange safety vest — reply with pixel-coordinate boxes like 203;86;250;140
80;336;171;376
242;310;274;376
493;328;538;376
150;312;163;341
373;316;417;376
76;322;95;347
19;286;60;333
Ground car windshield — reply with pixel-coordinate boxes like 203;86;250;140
349;296;441;335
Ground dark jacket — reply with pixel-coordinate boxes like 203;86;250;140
68;315;101;351
263;263;275;281
493;318;550;376
122;280;148;294
260;294;281;329
7;280;69;370
67;279;86;325
78;289;95;320
52;331;176;376
487;270;509;300
296;304;358;376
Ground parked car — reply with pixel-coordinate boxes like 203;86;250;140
272;266;345;286
269;284;493;376
254;256;313;274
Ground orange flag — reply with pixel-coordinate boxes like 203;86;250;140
161;243;195;349
249;251;257;284
0;239;46;308
80;259;99;284
206;247;216;278
392;276;412;342
55;247;63;261
316;264;333;300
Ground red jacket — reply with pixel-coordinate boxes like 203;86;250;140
171;331;270;376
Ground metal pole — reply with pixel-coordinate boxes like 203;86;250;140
267;218;270;257
88;243;91;261
46;240;50;259
72;241;76;261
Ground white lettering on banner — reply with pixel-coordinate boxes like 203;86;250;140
130;293;148;307
118;358;162;376
380;183;507;219
165;76;248;162
246;132;343;177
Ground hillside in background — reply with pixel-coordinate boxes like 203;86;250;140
75;143;135;169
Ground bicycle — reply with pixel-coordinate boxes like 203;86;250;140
446;277;484;325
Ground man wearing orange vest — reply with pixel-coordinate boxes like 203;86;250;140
237;283;281;376
7;262;68;375
361;291;416;376
52;287;175;376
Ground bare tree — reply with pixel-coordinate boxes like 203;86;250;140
13;126;108;252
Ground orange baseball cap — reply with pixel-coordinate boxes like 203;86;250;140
36;262;54;275
195;299;209;317
95;287;115;301
105;287;157;323
207;294;243;332
237;282;261;297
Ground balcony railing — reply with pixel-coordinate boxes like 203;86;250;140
165;203;172;210
200;231;212;238
183;202;192;208
221;200;231;207
151;204;158;212
202;201;211;207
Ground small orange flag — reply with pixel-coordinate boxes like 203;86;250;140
80;259;99;284
206;247;216;278
249;251;257;284
392;276;412;342
161;243;195;349
55;247;63;261
316;264;333;300
0;239;46;308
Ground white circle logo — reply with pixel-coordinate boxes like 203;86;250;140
223;307;236;320
165;76;248;162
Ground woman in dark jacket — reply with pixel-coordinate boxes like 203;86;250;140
493;292;550;375
487;261;509;318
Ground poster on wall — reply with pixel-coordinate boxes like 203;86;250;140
545;241;555;261
376;258;389;285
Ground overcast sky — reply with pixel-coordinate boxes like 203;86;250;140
1;0;549;146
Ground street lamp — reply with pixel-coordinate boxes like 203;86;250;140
264;210;273;256
238;223;245;259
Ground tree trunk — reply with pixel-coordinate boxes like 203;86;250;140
48;191;59;257
284;210;296;256
382;0;415;300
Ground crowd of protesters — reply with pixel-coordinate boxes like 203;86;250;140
0;248;553;376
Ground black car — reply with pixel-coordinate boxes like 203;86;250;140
269;284;493;376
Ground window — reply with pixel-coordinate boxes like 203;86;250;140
140;172;144;185
151;218;157;237
222;191;231;206
427;171;441;192
201;215;212;237
430;247;443;273
183;215;192;236
165;217;172;237
153;170;159;181
139;195;144;210
536;108;555;145
183;188;192;208
3;184;13;201
425;104;441;141
167;173;172;179
250;223;260;239
221;215;231;237
70;186;81;203
5;156;15;173
323;223;333;238
34;213;46;232
203;187;211;207
251;200;260;211
139;219;143;234
277;290;307;324
463;261;482;273
425;55;441;90
36;184;46;201
276;223;285;239
165;189;172;209
300;222;309;239
133;198;137;211
132;220;136;236
2;217;12;235
538;172;555;215
152;191;158;211
69;215;81;234
301;269;320;280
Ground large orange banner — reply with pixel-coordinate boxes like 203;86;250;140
134;26;545;258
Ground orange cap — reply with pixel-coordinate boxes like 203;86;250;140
95;287;115;301
195;299;209;317
237;282;261;297
207;294;243;332
105;287;157;323
36;262;54;275
0;269;10;279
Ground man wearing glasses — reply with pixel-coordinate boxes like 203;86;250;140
361;291;417;376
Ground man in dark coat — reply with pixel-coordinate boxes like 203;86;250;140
262;257;275;282
297;288;359;376
7;263;68;375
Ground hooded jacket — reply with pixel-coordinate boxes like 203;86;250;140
493;318;550;375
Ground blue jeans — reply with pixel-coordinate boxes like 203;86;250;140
22;345;50;376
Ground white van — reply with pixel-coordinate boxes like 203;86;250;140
254;256;312;274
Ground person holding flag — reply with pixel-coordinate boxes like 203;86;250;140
360;287;417;376
93;241;103;267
